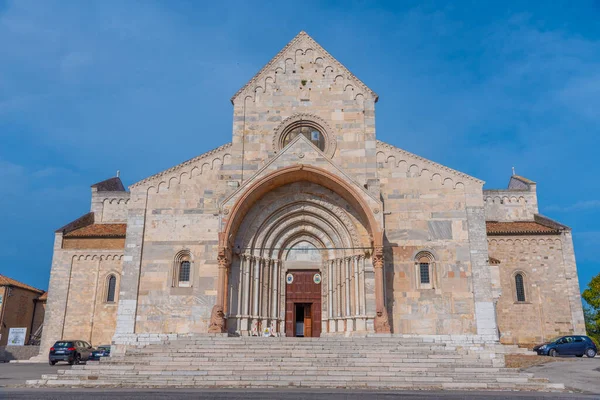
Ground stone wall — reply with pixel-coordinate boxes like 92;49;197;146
375;142;497;338
489;234;584;345
117;146;233;336
230;32;379;186
91;191;130;223
37;229;124;355
0;345;40;362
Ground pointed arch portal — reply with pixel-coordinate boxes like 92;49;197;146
214;165;389;336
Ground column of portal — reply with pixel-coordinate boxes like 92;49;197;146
358;255;367;331
252;255;260;333
353;255;360;318
241;254;250;332
328;259;334;332
336;258;344;332
345;257;352;331
236;254;244;332
271;259;278;333
279;261;286;333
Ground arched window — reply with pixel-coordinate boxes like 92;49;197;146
415;251;435;289
106;275;117;303
515;273;526;302
179;261;191;285
173;250;193;288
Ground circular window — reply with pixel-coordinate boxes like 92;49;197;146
282;126;325;151
273;114;336;158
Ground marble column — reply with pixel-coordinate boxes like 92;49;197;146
252;256;260;332
344;257;354;332
353;255;360;316
208;248;230;333
373;247;391;333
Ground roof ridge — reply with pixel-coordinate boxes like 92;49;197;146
130;142;232;189
376;140;483;184
230;31;377;104
0;274;45;294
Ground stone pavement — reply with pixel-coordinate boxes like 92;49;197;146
524;356;600;394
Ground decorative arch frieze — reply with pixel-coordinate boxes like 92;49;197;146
231;32;377;105
376;140;482;189
131;143;232;192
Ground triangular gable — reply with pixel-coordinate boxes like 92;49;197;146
221;134;382;211
231;31;378;104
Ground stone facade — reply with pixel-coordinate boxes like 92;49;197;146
37;32;585;354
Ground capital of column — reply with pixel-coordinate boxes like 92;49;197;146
372;246;384;269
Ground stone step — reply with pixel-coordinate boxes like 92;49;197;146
27;378;563;391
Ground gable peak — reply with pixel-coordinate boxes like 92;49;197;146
231;30;377;104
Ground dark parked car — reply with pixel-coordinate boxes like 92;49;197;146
49;340;94;365
89;345;111;361
533;335;597;358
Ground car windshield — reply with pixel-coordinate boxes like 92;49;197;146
53;342;73;348
549;336;564;343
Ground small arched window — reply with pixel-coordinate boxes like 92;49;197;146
415;251;435;289
106;275;117;303
179;261;191;285
515;273;526;302
173;250;193;288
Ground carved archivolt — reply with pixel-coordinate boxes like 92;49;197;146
236;189;365;252
234;184;369;261
376;140;482;189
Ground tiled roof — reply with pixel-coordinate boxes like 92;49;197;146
0;274;44;294
91;177;125;192
63;224;127;238
486;221;561;235
512;175;536;185
55;212;95;234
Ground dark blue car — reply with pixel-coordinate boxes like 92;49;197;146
533;335;597;358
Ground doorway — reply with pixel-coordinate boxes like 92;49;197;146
294;303;314;337
285;270;321;337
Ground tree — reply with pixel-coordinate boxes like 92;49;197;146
582;273;600;346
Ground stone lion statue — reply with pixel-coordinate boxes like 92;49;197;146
208;305;225;333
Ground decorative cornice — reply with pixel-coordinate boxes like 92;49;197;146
231;31;377;104
376;140;484;184
130;143;232;189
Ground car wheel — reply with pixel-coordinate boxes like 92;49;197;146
549;349;558;357
74;354;81;365
586;348;597;358
49;360;56;366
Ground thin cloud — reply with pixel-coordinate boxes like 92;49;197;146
545;201;600;213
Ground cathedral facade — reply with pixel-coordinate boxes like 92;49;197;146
39;32;585;354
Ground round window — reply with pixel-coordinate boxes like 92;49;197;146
282;126;325;151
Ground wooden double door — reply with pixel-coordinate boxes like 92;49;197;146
285;270;321;337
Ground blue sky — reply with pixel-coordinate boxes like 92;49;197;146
1;0;599;295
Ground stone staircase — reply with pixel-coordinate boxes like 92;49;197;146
27;335;563;391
